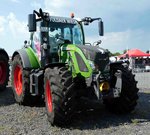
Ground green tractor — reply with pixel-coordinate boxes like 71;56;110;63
0;48;9;90
11;9;139;125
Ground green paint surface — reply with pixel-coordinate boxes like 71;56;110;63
61;44;92;78
25;47;41;68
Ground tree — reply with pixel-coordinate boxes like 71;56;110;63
106;49;121;57
112;52;121;56
123;49;127;54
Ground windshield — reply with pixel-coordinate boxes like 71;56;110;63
49;22;84;45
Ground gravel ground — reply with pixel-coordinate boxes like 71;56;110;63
134;72;150;88
0;85;150;135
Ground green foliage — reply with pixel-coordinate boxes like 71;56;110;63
123;49;127;54
111;52;121;56
106;49;121;56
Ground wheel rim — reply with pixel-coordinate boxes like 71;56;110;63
14;65;23;96
0;61;7;85
46;81;53;113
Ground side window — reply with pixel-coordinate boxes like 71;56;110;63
49;27;61;52
73;26;82;45
64;28;71;42
49;27;61;37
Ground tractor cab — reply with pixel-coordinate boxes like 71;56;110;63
28;9;104;66
29;14;85;63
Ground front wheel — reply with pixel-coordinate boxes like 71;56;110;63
44;67;77;125
103;64;139;114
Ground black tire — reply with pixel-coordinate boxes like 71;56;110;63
11;54;31;105
0;53;9;90
44;67;77;125
103;64;139;114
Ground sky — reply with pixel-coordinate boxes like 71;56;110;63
0;0;150;55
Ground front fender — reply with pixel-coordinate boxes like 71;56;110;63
61;44;92;78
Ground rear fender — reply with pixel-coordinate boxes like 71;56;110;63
12;47;40;69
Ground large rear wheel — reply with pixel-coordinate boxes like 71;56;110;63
0;53;9;90
44;67;77;125
103;64;139;114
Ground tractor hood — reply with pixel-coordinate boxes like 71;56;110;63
77;45;109;71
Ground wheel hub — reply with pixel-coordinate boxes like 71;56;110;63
14;65;23;96
46;81;53;113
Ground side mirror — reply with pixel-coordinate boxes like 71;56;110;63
28;14;36;32
98;20;104;36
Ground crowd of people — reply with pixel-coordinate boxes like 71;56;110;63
126;57;150;72
134;57;150;72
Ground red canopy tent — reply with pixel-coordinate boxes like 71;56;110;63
119;49;150;58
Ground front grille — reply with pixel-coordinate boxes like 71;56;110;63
75;52;88;72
